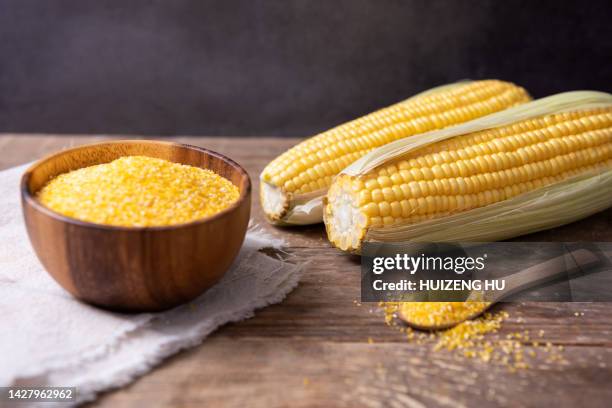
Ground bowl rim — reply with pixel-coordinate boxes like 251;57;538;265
21;139;252;232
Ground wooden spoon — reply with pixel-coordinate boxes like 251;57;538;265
398;248;600;330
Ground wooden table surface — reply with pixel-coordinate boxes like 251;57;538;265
2;135;612;408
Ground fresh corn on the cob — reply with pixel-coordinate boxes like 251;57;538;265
324;91;612;252
260;80;531;225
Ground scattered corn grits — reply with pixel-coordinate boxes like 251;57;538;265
381;302;565;371
37;156;240;227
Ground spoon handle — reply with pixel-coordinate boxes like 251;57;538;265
486;248;600;302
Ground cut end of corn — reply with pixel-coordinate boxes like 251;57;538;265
260;181;290;224
261;80;532;225
324;174;369;252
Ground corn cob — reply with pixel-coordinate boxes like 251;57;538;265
324;91;612;252
260;80;531;225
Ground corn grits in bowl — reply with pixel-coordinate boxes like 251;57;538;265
21;140;251;312
37;155;240;227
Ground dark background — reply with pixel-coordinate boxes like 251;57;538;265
0;0;610;137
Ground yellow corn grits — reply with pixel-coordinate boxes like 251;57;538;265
399;301;490;328
37;156;240;227
382;302;565;370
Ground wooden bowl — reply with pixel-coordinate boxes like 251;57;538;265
21;140;251;312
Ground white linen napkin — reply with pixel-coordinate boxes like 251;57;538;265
0;164;303;406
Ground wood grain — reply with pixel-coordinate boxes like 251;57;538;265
20;140;251;311
2;134;612;408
